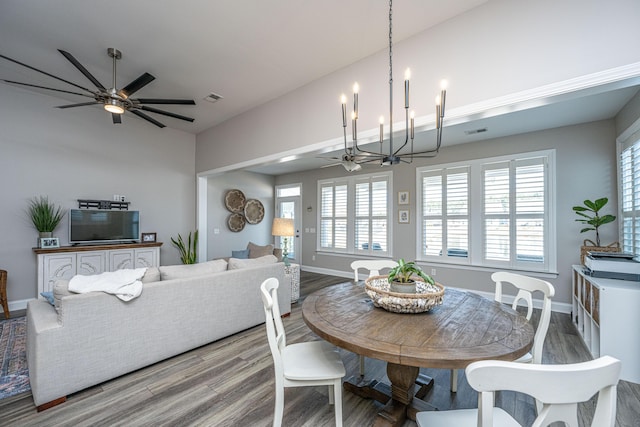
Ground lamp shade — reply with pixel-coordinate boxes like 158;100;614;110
272;218;294;237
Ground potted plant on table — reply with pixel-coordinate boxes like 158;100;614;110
27;196;66;238
573;197;619;263
387;258;435;294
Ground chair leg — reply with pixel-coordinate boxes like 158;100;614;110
334;379;343;427
450;369;458;393
328;384;335;405
273;384;284;427
359;354;365;376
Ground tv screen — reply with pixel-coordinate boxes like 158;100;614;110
69;209;140;244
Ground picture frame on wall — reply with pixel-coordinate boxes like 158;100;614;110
398;191;409;205
39;237;60;248
141;232;157;243
398;210;410;224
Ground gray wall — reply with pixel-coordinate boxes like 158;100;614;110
0;84;197;308
206;171;275;260
195;0;640;174
275;120;619;306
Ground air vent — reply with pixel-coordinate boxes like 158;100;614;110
204;92;224;103
464;127;488;135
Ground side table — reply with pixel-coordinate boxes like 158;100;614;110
284;264;300;303
0;270;9;319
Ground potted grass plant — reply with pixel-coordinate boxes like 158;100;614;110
171;230;198;264
27;196;66;238
387;258;435;294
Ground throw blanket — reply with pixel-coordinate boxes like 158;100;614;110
69;268;147;301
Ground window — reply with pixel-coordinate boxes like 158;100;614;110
417;150;555;272
318;172;391;255
620;136;640;254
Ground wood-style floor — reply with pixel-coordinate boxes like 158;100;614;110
1;271;639;426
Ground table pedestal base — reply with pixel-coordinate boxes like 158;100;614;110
344;363;435;427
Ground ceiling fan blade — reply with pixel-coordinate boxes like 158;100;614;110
136;98;195;105
112;113;122;124
140;106;194;122
0;53;95;94
58;49;106;91
1;79;94;98
56;101;100;109
118;73;155;98
130;110;166;128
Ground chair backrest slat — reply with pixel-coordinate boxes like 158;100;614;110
350;259;398;282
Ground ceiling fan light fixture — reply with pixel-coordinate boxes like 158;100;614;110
104;99;124;114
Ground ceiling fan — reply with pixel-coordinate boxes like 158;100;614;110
320;152;382;172
0;48;195;128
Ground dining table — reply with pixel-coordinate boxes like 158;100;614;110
302;281;534;427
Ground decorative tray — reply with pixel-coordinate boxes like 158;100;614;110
227;213;246;232
224;189;246;213
364;275;445;314
244;199;265;224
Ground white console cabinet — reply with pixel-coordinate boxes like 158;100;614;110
572;265;640;383
34;243;162;295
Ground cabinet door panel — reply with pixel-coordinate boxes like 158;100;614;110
77;251;106;276
42;254;76;293
109;250;134;270
134;248;158;268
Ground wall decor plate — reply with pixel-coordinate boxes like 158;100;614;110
224;189;246;213
244;199;265;224
227;213;246;232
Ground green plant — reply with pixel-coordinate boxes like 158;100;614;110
387;258;434;285
171;230;198;264
27;196;66;233
573;197;616;246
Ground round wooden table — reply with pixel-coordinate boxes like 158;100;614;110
302;282;534;427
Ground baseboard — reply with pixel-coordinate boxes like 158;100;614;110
8;298;30;313
299;265;572;314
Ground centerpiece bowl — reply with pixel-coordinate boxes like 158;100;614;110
364;275;445;314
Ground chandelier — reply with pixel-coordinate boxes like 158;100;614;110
340;0;447;166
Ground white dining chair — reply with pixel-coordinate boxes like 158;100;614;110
350;259;398;375
260;278;346;427
416;355;621;427
450;271;555;393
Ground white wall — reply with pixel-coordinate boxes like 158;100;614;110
206;171;275;260
0;84;196;307
275;120;619;306
196;0;640;174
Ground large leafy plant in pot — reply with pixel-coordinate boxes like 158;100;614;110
28;196;66;237
387;259;434;293
573;197;618;263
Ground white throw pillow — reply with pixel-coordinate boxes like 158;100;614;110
228;254;278;270
159;259;228;281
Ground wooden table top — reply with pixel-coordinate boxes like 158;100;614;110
302;282;534;369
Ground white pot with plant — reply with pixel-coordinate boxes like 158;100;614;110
28;196;66;239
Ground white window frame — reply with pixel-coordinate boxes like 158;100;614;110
317;171;392;256
416;150;557;273
618;127;640;255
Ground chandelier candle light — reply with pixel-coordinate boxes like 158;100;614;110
340;0;448;166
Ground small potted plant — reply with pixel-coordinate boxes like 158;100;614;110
27;196;66;238
573;197;619;263
387;258;435;294
171;230;198;264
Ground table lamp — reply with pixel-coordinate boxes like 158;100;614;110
272;218;294;266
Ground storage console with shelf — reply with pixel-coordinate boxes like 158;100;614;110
34;242;162;295
572;265;640;383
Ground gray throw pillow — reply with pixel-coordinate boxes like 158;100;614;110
247;241;274;258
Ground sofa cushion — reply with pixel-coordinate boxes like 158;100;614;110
247;242;274;258
273;248;283;262
228;254;278;270
159;259;227;281
141;267;161;283
231;248;250;259
40;291;55;306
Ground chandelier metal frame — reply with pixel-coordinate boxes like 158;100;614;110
340;0;447;166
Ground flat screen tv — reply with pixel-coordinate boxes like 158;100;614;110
69;209;140;244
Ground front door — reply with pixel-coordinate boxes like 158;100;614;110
276;185;301;264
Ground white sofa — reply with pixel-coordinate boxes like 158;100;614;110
26;259;290;409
